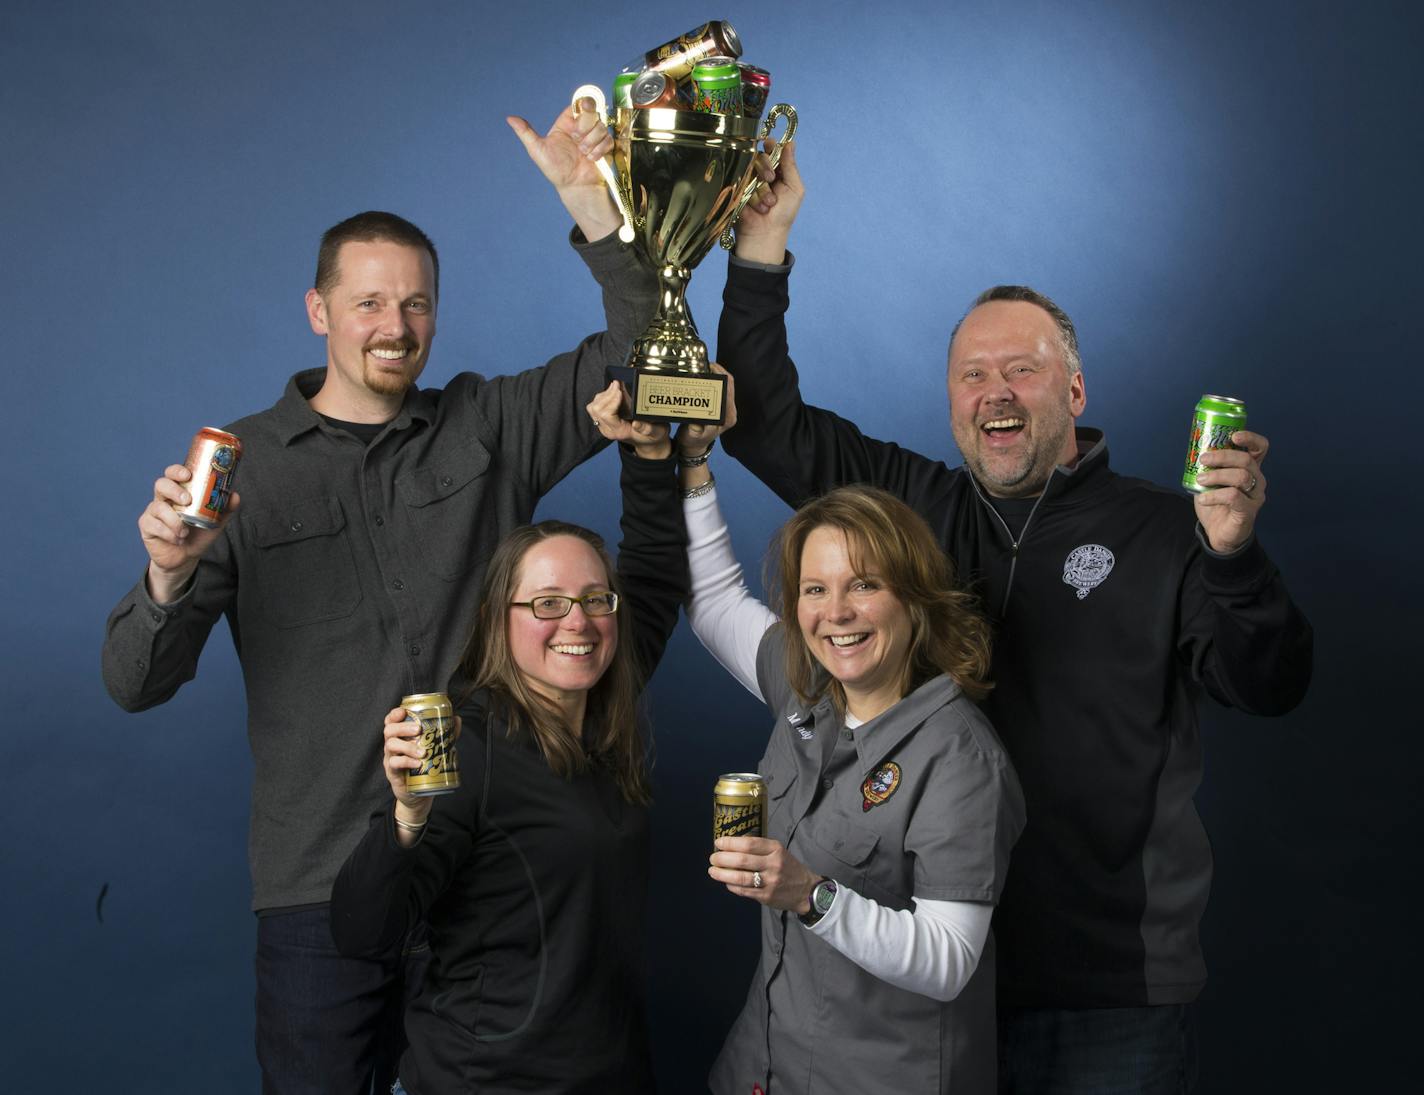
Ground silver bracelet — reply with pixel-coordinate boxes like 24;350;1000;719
681;474;716;500
394;814;428;834
677;439;716;468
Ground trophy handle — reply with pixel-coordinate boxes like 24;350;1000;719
571;84;637;244
720;103;799;251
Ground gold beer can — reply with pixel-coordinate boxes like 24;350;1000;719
401;692;460;796
713;772;766;842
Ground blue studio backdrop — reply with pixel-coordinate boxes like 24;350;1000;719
3;0;1418;1089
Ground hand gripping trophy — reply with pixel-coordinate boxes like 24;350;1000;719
572;33;795;426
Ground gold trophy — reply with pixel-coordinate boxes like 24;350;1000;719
571;84;796;425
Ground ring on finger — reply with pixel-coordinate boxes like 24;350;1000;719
1245;473;1258;496
752;870;763;889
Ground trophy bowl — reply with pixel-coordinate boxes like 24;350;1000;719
573;85;795;424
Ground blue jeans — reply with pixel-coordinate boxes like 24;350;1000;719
255;905;429;1095
998;1004;1198;1095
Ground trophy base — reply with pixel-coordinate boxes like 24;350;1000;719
608;364;727;426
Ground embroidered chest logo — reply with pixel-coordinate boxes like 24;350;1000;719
861;762;902;812
1062;543;1115;600
787;710;814;740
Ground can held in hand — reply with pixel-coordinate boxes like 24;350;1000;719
402;692;460;796
643;20;742;83
691;57;743;115
713;773;766;842
179;427;242;529
1182;395;1247;493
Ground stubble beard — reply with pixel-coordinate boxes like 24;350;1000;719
961;412;1075;499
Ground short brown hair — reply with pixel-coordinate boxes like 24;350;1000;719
460;522;650;804
313;210;440;300
951;284;1081;376
770;486;993;709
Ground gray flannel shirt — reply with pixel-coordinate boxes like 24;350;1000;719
102;231;655;911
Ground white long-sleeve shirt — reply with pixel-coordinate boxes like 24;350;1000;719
685;484;991;1001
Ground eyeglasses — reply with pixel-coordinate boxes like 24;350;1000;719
509;591;620;619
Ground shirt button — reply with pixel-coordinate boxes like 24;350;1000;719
821;778;834;790
374;516;385;527
150;611;162;623
136;659;147;670
392;579;405;591
409;643;421;656
290;520;303;532
440;475;453;487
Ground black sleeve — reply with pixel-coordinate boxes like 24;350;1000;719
614;445;688;684
1179;534;1313;714
329;719;486;958
715;257;956;514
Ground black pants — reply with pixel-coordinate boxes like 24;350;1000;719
998;1004;1198;1095
255;905;429;1095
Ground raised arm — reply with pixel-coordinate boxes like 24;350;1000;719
716;144;953;512
671;376;776;699
476;103;657;498
584;383;688;682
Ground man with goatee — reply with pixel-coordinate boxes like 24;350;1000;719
101;103;653;1095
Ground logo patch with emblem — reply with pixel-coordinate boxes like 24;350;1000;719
862;762;902;812
1062;543;1115;600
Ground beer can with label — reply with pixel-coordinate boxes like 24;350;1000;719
402;692;460;796
179;427;242;529
643;20;742;84
1182;395;1248;493
738;63;772;120
713;773;766;842
691;57;743;115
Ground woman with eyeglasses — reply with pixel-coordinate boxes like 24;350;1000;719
330;385;684;1094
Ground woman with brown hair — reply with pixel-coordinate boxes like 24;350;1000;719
678;429;1026;1094
330;388;684;1095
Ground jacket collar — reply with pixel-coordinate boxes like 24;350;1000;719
966;425;1112;509
270;368;437;446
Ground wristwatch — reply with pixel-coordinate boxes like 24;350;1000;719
798;878;838;927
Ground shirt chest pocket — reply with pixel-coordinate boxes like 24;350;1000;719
396;440;492;581
248;497;362;629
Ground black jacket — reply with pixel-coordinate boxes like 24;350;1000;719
330;447;685;1093
715;257;1313;1006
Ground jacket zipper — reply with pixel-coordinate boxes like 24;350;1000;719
969;473;1055;618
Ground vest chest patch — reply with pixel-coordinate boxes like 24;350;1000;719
1062;543;1115;599
862;762;902;812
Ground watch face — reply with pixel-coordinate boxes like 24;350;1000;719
814;880;837;914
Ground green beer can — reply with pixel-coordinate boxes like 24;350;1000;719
613;69;637;111
691;56;743;115
1182;395;1247;493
